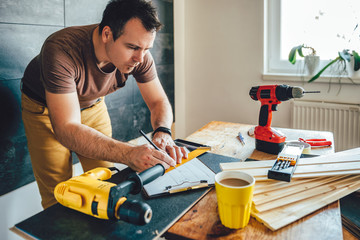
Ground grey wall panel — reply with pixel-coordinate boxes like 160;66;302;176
157;64;175;109
105;77;137;141
151;33;174;65
65;0;108;26
133;101;152;135
0;24;62;80
152;0;174;34
107;104;134;141
105;76;152;141
0;80;23;139
0;0;64;26
0;79;34;196
105;77;135;109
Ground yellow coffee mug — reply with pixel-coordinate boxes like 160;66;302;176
215;171;255;229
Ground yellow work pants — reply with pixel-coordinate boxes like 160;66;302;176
21;93;114;209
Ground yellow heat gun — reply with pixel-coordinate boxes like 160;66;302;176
54;164;165;225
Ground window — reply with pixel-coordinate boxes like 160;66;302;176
265;0;360;78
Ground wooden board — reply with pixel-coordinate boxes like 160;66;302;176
220;147;360;180
253;175;360;212
252;179;360;231
253;175;344;204
222;163;360;180
220;147;360;171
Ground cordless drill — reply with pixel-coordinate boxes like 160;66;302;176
54;164;165;225
249;84;319;154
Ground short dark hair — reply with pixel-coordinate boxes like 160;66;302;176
99;0;163;41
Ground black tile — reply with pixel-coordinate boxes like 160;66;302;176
0;0;64;26
0;24;62;81
152;0;174;33
0;79;34;195
65;0;108;26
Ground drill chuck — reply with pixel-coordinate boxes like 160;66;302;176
291;86;305;99
118;199;152;225
275;85;304;101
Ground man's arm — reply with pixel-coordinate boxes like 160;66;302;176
45;90;176;172
137;77;188;163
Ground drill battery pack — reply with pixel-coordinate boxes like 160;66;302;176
267;142;304;182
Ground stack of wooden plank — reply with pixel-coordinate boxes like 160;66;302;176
220;148;360;231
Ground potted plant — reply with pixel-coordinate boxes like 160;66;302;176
289;44;320;75
308;49;360;82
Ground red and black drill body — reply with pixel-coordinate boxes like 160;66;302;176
249;85;305;154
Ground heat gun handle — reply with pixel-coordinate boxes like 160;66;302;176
139;164;165;185
127;164;165;195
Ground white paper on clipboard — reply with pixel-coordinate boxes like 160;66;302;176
143;158;215;197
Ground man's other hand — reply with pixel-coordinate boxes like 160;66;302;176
152;132;188;164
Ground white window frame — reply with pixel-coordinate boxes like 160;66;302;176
263;0;360;82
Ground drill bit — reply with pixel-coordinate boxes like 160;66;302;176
303;91;321;94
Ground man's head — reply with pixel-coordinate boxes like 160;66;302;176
99;0;162;41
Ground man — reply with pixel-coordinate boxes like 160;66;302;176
21;0;187;209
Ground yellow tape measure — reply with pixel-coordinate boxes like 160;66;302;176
165;147;211;173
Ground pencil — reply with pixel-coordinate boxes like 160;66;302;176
139;129;160;150
139;129;177;168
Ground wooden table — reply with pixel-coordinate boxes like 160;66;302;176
166;121;344;240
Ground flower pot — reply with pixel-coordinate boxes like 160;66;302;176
346;56;360;78
304;55;320;76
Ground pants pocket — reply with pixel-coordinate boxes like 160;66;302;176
21;93;46;115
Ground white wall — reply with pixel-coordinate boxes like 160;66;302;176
174;0;360;139
174;0;266;138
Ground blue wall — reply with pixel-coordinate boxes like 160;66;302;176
0;0;174;196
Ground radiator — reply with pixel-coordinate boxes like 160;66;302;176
291;100;360;152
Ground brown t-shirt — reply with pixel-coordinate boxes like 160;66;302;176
22;24;157;108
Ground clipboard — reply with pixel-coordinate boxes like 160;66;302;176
143;140;214;198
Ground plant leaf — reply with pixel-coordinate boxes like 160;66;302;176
288;45;303;64
298;47;304;57
352;50;360;71
308;57;340;83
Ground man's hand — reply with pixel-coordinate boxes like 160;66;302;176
125;144;177;172
152;132;188;164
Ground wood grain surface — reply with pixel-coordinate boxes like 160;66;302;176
220;156;360;180
166;121;343;240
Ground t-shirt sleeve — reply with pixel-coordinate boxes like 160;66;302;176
132;51;158;83
40;40;77;94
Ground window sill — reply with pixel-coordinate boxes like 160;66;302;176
262;73;360;84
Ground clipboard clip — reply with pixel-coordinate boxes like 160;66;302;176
164;180;210;193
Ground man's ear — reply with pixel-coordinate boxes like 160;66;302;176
102;26;113;43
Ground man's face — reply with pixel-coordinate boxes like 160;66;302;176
104;18;156;73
